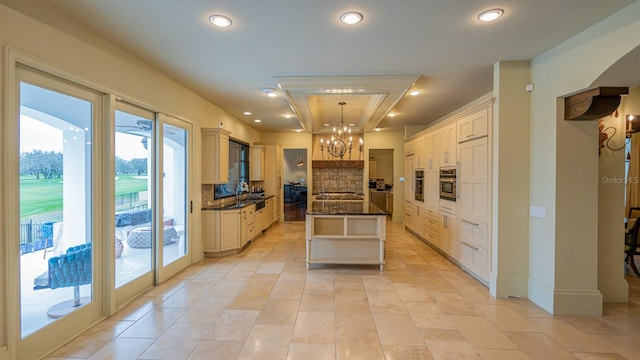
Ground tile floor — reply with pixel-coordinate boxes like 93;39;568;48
46;220;640;360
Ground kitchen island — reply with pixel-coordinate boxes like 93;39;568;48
305;201;387;271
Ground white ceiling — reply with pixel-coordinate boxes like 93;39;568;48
10;0;638;132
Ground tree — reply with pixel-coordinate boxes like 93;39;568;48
20;150;63;179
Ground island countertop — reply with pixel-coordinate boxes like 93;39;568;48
306;201;386;216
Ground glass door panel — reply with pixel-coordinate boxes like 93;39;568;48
157;115;191;282
14;66;103;360
114;104;155;288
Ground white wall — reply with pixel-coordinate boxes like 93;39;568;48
529;1;640;314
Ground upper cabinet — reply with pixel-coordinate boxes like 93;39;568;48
202;128;230;184
439;123;457;167
250;145;265;181
458;109;488;142
423;132;439;171
415;136;425;169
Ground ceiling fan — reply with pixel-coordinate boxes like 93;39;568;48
116;119;175;136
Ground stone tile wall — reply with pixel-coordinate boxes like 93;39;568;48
312;167;363;194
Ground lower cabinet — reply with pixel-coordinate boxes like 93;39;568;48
241;204;256;246
203;209;241;253
458;219;489;281
439;211;457;259
204;204;258;256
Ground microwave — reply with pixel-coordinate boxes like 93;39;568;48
439;167;456;201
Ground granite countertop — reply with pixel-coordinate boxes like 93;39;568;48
306;201;386;216
202;194;274;210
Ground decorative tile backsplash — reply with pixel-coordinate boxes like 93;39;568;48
312;168;363;194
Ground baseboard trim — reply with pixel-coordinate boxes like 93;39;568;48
528;276;554;314
553;288;603;316
490;274;528;299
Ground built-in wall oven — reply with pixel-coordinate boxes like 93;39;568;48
415;169;424;202
439;167;457;201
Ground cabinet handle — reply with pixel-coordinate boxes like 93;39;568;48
462;219;479;226
461;241;479;251
466;134;475;138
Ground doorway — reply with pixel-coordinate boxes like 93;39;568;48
369;149;394;215
283;148;307;221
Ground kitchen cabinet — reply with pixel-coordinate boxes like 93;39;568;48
423;132;440;208
241;204;256;246
415;136;425;169
386;192;393;214
250;145;265;181
458;108;488;142
254;143;282;222
202;128;231;184
439;123;457;167
404;200;415;231
203;208;241;253
266;197;275;226
404;154;415;202
439;209;457;259
422;205;439;247
457;135;489;281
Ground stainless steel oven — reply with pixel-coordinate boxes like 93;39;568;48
415;169;424;202
439;167;456;201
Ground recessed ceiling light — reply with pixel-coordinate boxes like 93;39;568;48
323;123;330;127
295;129;303;133
374;128;382;132
340;11;363;25
408;90;421;96
254;119;262;123
388;113;396;117
209;15;232;28
243;111;252;116
261;87;277;97
349;123;356;127
478;9;504;22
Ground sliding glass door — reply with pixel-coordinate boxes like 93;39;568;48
157;114;191;282
14;65;104;360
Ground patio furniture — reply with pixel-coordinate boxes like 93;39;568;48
33;243;92;318
126;225;178;248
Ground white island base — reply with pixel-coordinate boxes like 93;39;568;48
305;214;386;271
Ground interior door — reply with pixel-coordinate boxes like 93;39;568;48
12;65;104;360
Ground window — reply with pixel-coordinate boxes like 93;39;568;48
214;140;249;199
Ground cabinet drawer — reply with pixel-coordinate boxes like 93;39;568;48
459;219;488;249
459;240;489;281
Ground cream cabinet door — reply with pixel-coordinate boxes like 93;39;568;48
202;128;230;184
219;210;241;251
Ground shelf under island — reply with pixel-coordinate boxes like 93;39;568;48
305;201;387;271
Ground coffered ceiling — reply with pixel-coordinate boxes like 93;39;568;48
4;0;636;132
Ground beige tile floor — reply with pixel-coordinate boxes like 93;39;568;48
47;220;640;360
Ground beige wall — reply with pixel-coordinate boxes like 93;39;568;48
529;1;640;314
491;61;531;299
364;131;405;222
369;149;394;184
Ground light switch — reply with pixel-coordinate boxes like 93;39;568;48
530;206;546;218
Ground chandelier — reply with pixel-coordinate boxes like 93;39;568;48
319;102;363;160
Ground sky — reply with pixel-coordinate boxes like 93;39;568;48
20;115;149;160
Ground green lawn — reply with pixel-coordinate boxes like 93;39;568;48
20;175;148;219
